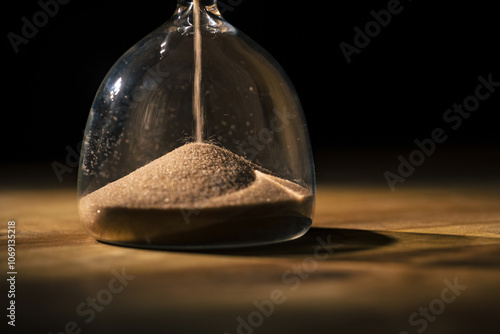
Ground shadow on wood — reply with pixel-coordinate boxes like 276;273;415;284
190;227;396;257
101;227;395;256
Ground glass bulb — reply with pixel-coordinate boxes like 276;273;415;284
78;0;316;249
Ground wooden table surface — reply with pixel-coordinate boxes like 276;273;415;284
1;155;500;334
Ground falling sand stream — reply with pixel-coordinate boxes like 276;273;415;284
193;0;204;142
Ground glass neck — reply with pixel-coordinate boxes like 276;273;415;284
177;0;217;6
177;0;221;17
174;0;222;22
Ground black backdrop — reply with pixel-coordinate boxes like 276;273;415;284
3;0;499;167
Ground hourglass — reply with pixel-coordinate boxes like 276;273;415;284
78;0;316;249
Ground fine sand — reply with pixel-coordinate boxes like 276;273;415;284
79;143;313;247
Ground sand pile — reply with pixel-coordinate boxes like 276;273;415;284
79;142;313;247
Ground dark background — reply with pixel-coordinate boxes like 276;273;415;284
2;0;499;184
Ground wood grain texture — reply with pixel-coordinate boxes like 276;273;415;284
1;183;500;334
